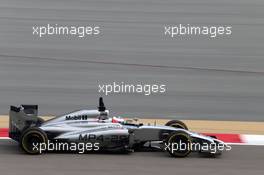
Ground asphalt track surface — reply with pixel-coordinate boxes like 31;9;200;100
0;0;264;120
0;139;263;175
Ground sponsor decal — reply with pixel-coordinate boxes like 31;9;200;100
65;115;88;120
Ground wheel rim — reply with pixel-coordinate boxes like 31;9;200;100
168;133;191;157
22;131;45;154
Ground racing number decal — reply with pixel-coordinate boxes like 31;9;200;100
109;135;128;142
79;134;128;143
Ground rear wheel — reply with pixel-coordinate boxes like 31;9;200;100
165;120;188;130
20;127;48;154
165;131;192;157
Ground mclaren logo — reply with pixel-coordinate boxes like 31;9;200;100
65;115;88;120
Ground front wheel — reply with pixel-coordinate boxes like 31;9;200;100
19;127;48;154
164;131;192;157
165;120;188;130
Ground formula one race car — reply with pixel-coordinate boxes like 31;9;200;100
9;98;228;157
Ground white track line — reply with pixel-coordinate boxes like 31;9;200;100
0;137;10;140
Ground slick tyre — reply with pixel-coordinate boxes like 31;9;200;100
165;120;188;130
20;127;48;155
165;131;192;158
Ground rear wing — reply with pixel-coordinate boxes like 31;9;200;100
9;105;41;141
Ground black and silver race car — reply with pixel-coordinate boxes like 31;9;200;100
9;98;228;157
